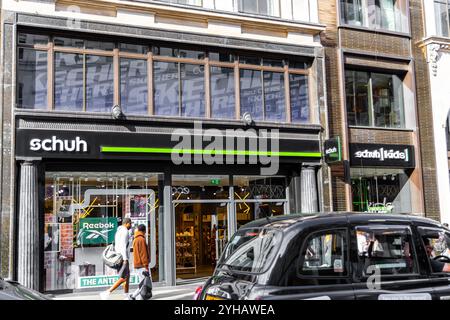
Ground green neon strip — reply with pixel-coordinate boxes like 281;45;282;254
100;146;321;158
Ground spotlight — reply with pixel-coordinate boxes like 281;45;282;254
242;112;253;126
111;105;124;120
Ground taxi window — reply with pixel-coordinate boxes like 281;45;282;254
418;227;450;274
298;229;348;277
356;226;418;276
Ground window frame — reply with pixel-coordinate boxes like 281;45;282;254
16;31;312;124
434;0;450;37
353;225;421;280
296;228;351;280
345;69;406;129
417;226;450;277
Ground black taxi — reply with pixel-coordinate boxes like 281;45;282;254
195;213;450;300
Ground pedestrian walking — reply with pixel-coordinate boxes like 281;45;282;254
100;217;132;300
128;224;152;300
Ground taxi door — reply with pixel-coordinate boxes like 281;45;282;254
350;224;434;300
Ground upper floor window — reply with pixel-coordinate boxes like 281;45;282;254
16;32;311;124
154;0;202;6
238;0;279;17
345;69;405;128
435;0;450;37
340;0;409;33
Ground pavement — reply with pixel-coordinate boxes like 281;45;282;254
53;279;206;300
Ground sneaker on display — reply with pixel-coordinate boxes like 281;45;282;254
99;290;111;300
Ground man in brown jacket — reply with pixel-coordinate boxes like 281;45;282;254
128;224;151;300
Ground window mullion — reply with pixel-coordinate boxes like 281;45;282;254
178;62;182;117
48;40;54;111
368;73;375;127
113;47;120;107
234;60;240;120
284;66;291;123
261;70;266;121
148;50;154;116
83;54;87;112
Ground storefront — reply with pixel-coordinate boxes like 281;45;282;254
15;119;323;292
349;143;415;213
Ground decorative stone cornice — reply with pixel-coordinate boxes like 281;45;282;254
426;42;449;76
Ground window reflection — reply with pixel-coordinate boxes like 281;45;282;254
17;48;48;109
154;61;180;116
85;55;114;113
240;69;263;120
290;74;309;123
210;67;235;119
264;71;285;121
54;52;84;111
181;64;205;117
120;58;148;114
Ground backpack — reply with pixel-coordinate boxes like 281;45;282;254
102;243;123;270
138;271;153;300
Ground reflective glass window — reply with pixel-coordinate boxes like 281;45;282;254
181;64;205;117
154;61;180;116
345;70;370;126
120;58;148;115
85;55;114;112
290;73;309;123
54;52;84;111
210;67;235;119
264;71;285;121
17;48;48;109
240;69;263;120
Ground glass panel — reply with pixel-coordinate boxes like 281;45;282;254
152;46;178;57
178;49;205;60
43;172;163;291
234;176;287;201
119;43;148;54
290;73;309;123
17;49;48;109
208;52;235;62
289;60;308;69
219;227;282;274
18;33;49;46
238;0;277;16
154;61;180;116
435;1;450;37
172;175;230;201
351;168;412;213
240;69;263;120
85;40;115;51
345;70;370;126
262;58;284;67
54;37;84;48
264;71;285;121
341;0;364;25
293;0;311;22
54;52;84;111
175;203;228;279
419;228;450;273
239;55;261;65
120;58;148;115
181;64;206;117
86;55;114;113
300;230;347;276
236;202;285;229
210;67;235;119
356;226;417;275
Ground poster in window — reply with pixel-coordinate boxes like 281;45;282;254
130;195;149;218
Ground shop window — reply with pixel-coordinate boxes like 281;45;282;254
419;227;450;274
120;58;148;115
298;229;348;277
43;173;162;292
340;0;409;33
351;168;412;213
54;52;84;111
435;0;450;37
345;70;405;128
355;226;418;276
85;55;114;113
210;66;236;119
17;48;48;109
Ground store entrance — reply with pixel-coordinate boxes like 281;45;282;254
174;202;228;280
